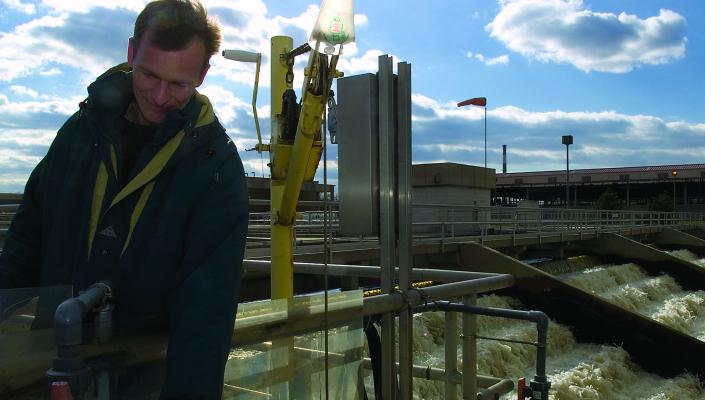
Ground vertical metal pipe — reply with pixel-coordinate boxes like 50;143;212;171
397;61;414;399
566;144;569;208
462;294;477;399
378;54;397;400
502;144;507;174
445;311;458;400
484;106;487;168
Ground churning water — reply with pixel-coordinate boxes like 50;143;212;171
407;255;705;399
669;249;705;268
562;263;705;340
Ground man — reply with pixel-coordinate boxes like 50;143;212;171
0;1;248;398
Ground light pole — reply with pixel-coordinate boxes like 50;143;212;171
562;135;573;208
457;97;487;168
671;169;678;212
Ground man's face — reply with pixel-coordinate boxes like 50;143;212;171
127;30;209;125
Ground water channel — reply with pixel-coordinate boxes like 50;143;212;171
404;251;705;399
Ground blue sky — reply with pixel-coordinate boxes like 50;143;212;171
0;0;703;192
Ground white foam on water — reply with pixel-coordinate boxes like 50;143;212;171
668;249;705;268
369;256;705;399
408;294;705;399
562;262;705;338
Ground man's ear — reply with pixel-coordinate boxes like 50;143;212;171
127;37;136;68
196;63;210;87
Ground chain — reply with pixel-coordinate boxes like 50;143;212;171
285;55;294;86
285;43;311;86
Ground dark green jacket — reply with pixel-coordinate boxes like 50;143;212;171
0;66;249;399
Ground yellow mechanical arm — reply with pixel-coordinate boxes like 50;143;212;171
269;0;355;300
225;0;355;300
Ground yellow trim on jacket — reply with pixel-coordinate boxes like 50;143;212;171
86;93;215;258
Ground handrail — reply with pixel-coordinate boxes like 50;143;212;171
2;205;703;244
411;204;705;242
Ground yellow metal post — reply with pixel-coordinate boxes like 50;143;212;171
270;36;294;301
268;34;340;398
269;36;295;400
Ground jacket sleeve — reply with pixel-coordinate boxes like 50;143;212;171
0;158;45;289
160;151;249;400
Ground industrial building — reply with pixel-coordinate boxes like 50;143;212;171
495;163;705;210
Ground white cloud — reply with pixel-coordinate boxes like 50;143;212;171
467;51;509;66
417;143;485;153
0;11;132;82
10;85;43;99
39;67;62;76
3;0;36;14
0;128;56;147
0;172;35;193
0;92;83;118
410;93;705;171
486;0;687;73
354;14;368;28
38;0;144;13
508;148;562;160
199;84;253;127
0;147;44;171
412;94;443;110
337;49;398;75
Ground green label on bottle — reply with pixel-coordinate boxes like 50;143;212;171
326;16;349;44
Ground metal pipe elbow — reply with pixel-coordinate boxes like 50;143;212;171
53;282;112;347
528;310;549;332
54;298;88;347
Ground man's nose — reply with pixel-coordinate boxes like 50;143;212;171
152;80;170;106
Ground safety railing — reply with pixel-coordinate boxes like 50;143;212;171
3;203;704;246
412;203;705;242
0;262;530;399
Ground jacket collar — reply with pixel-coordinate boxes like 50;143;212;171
86;63;217;144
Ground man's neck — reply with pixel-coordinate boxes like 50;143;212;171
124;101;152;126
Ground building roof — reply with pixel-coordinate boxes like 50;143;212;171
496;163;705;178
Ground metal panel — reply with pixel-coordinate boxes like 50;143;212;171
397;61;413;399
337;74;379;236
378;54;397;400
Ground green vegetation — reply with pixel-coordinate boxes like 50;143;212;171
649;191;673;212
595;188;622;210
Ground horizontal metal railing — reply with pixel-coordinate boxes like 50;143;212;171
412;203;705;242
2;202;704;245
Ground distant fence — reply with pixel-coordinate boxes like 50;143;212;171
1;204;18;227
0;205;18;249
412;204;705;239
3;202;705;247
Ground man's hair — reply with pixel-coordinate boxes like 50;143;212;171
133;0;221;67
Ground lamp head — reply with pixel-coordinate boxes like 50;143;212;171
222;50;260;63
309;0;355;55
562;135;573;145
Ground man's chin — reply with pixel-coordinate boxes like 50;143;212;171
142;112;166;125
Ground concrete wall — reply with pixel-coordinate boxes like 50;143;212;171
413;186;489;236
412;163;495;235
412;162;495;189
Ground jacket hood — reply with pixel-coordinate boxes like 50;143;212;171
86;63;216;131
